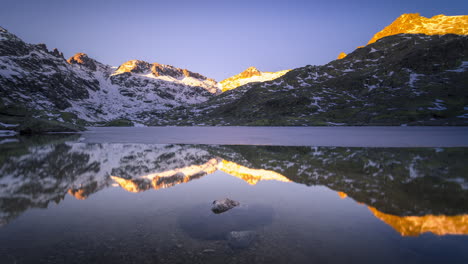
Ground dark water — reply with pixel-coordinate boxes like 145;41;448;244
0;133;468;264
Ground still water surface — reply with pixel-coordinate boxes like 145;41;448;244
0;130;467;264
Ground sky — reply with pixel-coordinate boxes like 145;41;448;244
1;0;467;81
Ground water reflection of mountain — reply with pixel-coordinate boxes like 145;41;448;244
1;136;467;231
212;145;468;216
367;205;468;236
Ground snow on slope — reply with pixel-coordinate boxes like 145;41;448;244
0;27;221;123
65;56;220;122
219;66;290;92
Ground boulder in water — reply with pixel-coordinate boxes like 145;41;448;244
211;198;240;214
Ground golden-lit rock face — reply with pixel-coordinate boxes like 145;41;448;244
114;60;151;74
368;206;468;236
367;13;468;45
114;60;216;84
337;52;347;60
336;13;467;61
109;158;292;193
219;66;291;92
218;160;292;185
67;53;97;71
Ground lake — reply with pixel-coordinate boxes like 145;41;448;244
0;127;467;264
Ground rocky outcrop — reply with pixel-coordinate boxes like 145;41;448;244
337;14;467;67
367;13;468;45
211;198;240;214
67;53;97;71
337;52;347;59
114;59;151;74
0;28;99;111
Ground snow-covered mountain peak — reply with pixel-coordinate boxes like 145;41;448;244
219;66;291;92
239;66;262;78
67;53;99;71
0;26;18;41
114;59;151;74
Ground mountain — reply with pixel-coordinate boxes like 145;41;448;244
338;13;467;59
367;13;468;45
219;66;290;92
1;13;468;127
0;26;220;126
154;30;468;125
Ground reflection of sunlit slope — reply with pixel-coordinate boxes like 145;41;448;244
110;176;144;193
337;191;468;236
218;160;291;185
337;191;348;199
68;189;87;200
111;159;291;192
216;145;468;216
110;158;220;193
368;206;468;236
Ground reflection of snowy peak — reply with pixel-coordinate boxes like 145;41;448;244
219;66;290;92
1;139;467;227
0;140;216;226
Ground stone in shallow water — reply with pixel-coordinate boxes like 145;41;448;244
178;204;273;241
211;198;240;214
227;230;257;249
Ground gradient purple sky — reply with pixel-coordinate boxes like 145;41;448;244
1;0;466;80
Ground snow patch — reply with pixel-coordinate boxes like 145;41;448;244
446;61;468;72
428;99;447;111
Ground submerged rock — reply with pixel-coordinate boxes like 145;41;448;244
178;204;273;241
211;198;240;214
227;230;257;249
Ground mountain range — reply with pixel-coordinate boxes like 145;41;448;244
0;13;467;128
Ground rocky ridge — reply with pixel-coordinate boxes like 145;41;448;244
0;26;221;125
368;13;468;45
154;33;468;126
219;66;290;92
339;13;468;59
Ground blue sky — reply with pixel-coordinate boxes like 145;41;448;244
1;0;466;80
